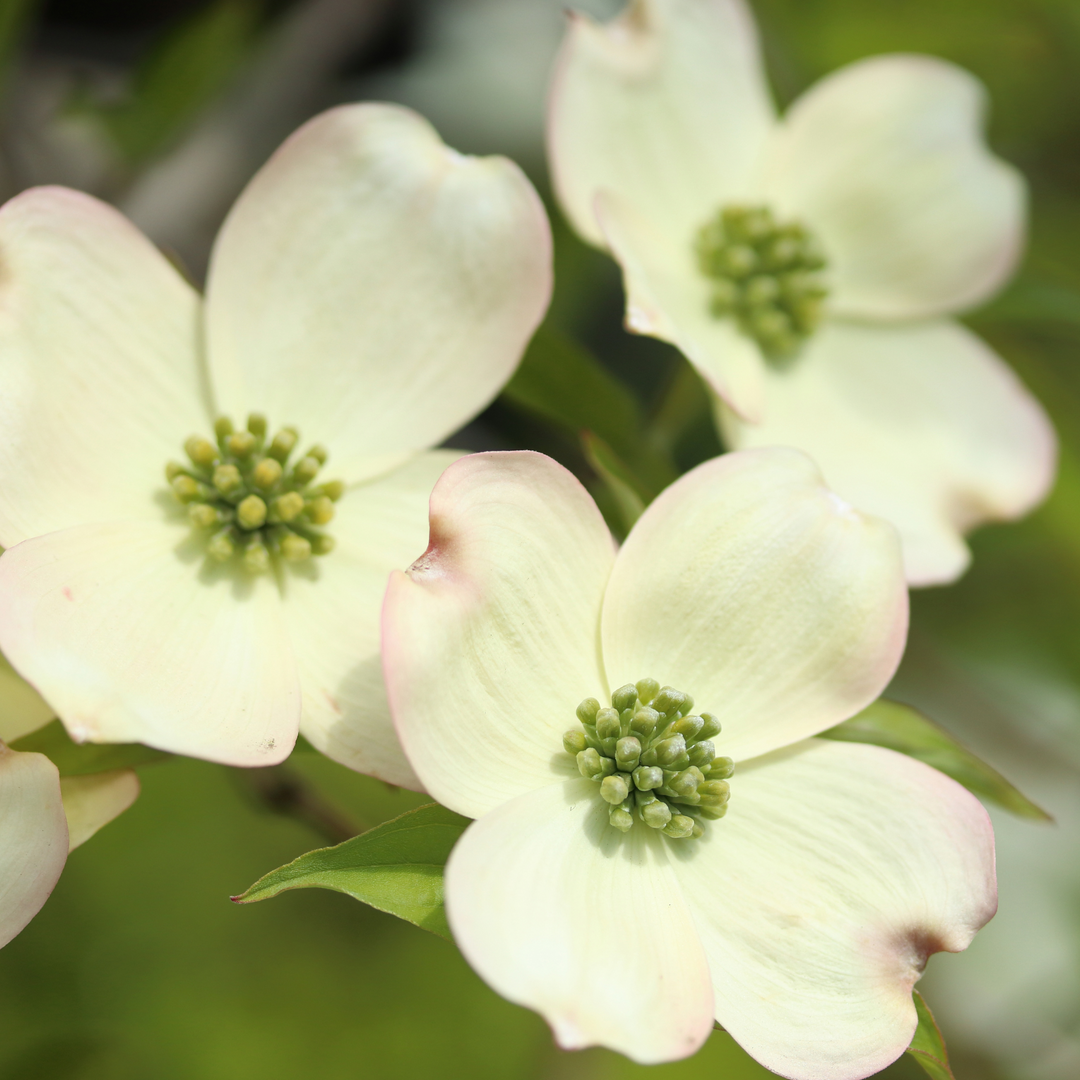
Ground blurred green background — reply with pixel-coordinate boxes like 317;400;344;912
2;1;1079;1078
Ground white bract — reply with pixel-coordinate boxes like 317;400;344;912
383;448;997;1076
0;103;551;774
548;0;1055;585
0;660;138;949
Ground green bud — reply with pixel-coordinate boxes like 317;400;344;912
611;684;638;712
670;768;703;797
655;735;686;767
708;277;740;317
293;456;321;485
252;458;283;491
280;533;311;562
698;780;731;807
236;494;268;531
764;236;800;270
653;687;690;716
600;774;629;806
641;800;672;830
576;698;601;725
722;244;757;277
688;740;716;768
635;678;659;704
309;534;336;556
305;496;335;525
577;748;603;780
639;747;658;767
243;537;271;574
615;736;641;772
171;475;205;503
563;730;586;755
226;430;257;459
699;804;728;820
708;757;734;780
184;436;218;469
212;463;243;497
691;822;705;839
165;461;185;482
698;713;722;740
305;444;328;465
213;416;234;440
247;413;268;438
630;707;658;739
268;428;299;462
595;708;621;741
744;275;780;306
207;527;236;562
270;491;305;524
316;479;345;502
672;715;704;742
599;757;616;778
632;765;663;791
608;807;634;832
188;503;219;528
663;815;695;839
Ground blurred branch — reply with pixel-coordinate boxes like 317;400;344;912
120;0;394;278
236;763;365;845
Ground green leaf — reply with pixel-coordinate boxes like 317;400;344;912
10;719;171;776
581;430;649;537
974;274;1080;333
232;803;471;940
820;698;1051;821
906;991;955;1080
94;0;260;164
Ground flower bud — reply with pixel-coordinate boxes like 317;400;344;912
563;730;586;755
615;736;641;772
600;774;629;806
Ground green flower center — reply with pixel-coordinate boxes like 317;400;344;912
166;413;342;573
695;204;828;362
564;679;733;840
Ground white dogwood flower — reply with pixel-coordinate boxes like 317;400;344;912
548;0;1055;585
383;448;997;1075
0;103;550;774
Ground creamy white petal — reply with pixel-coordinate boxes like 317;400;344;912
763;55;1025;319
549;0;775;246
206;104;551;485
382;452;616;818
0;187;206;547
602;449;907;761
60;769;139;851
446;778;714;1063
0;651;54;743
287;451;462;789
0;747;67;948
0;520;300;766
674;739;996;1080
596;193;767;420
720;320;1057;586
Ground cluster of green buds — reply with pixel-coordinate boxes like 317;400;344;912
564;679;733;840
166;414;342;573
695;204;828;361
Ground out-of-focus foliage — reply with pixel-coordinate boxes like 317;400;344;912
85;0;260;165
1;0;1079;1078
10;720;171;776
